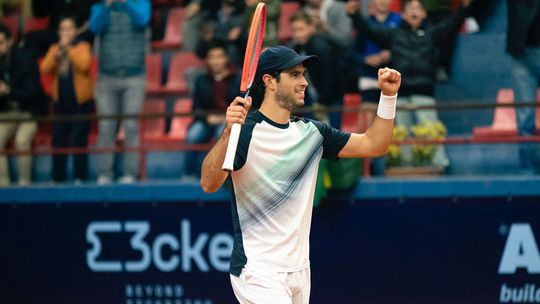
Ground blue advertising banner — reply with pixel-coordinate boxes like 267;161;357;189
1;196;539;303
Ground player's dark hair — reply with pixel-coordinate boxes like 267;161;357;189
253;70;281;108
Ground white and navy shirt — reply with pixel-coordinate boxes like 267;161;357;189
229;111;351;276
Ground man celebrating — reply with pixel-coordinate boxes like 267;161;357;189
201;46;400;303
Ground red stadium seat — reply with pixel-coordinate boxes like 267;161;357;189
145;53;163;94
152;8;185;50
24;17;49;33
169;98;193;141
390;0;401;13
162;52;203;96
341;93;365;133
278;2;301;43
141;99;167;139
473;89;518;138
473;88;540;139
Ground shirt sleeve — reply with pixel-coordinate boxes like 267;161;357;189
311;120;351;161
89;3;110;34
125;0;151;28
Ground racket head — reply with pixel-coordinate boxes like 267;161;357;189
240;2;266;94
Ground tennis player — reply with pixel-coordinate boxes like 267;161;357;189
201;46;401;304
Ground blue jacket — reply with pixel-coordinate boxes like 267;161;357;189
90;0;151;77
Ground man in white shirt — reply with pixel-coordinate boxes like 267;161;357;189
201;46;401;304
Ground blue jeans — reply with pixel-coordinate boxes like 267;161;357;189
511;47;540;170
183;121;224;177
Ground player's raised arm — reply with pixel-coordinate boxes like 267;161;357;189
338;67;401;158
200;96;252;193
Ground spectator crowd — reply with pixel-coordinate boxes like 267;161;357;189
0;0;537;186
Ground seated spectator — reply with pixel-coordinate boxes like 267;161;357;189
182;39;240;180
289;11;342;127
90;0;151;185
40;15;94;183
347;0;472;170
353;0;401;175
0;23;43;186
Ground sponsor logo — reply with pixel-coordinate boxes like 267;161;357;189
499;223;540;303
86;220;234;273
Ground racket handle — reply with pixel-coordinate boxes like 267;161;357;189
222;122;241;172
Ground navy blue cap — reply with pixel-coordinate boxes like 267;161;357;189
254;46;318;85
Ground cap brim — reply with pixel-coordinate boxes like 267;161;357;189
281;55;319;70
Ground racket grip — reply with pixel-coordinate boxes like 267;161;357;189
222;122;241;172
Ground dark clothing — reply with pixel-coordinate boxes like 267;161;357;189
192;70;240;121
290;34;340;106
58;69;77;103
354;12;401;81
506;0;540;57
52;99;93;182
349;6;469;96
0;47;44;115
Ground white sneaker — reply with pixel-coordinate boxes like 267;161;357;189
118;175;136;184
97;175;113;185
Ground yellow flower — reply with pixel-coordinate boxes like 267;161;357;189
410;120;447;166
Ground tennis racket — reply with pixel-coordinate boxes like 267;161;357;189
222;2;266;172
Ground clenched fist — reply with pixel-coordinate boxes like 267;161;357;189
378;67;401;96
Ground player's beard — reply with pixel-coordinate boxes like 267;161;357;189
276;85;304;111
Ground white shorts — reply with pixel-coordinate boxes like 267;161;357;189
230;267;311;304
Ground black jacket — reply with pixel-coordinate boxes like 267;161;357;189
192;69;241;122
290;34;341;106
0;47;44;115
349;7;469;96
506;0;540;57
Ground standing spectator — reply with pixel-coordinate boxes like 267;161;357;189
242;0;281;48
183;39;240;180
302;0;353;49
347;0;472;169
182;0;221;52
194;0;245;65
0;23;42;186
507;0;540;173
90;0;151;184
354;0;400;175
40;15;94;183
423;0;456;80
184;0;245;55
289;11;341;127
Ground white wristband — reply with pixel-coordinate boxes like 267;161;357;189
376;93;397;120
